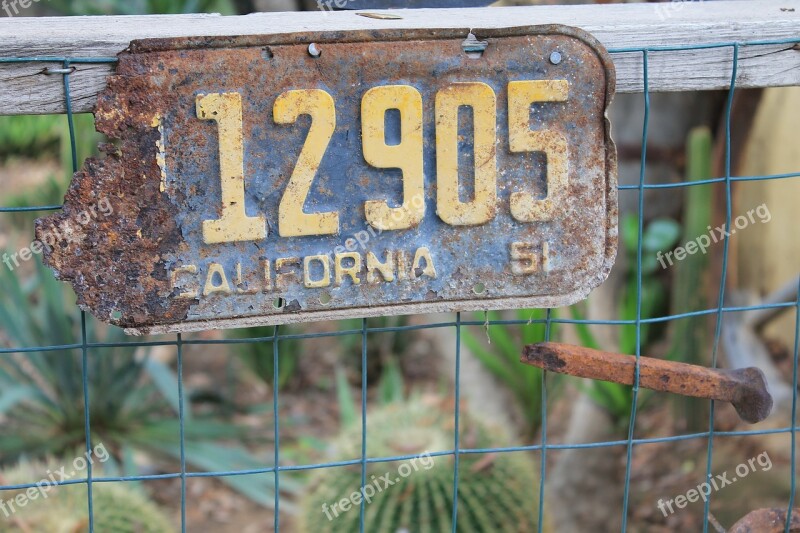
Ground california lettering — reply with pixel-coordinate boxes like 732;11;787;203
171;247;437;299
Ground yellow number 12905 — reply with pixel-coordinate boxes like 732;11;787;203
197;81;569;244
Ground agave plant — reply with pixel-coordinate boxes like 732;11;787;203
0;258;298;509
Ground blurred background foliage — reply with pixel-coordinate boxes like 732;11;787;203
1;113;99;227
45;0;238;15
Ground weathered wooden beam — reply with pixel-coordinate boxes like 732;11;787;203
0;0;798;114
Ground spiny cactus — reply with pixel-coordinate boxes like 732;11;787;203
1;460;175;533
300;396;545;532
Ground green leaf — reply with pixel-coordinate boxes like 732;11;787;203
569;305;600;350
620;279;639;355
485;314;518;361
570;305;633;421
643;218;681;252
641;253;661;276
142;355;190;420
377;358;405;405
146;439;300;511
335;367;357;428
621;213;640;254
462;327;518;387
0;385;37;414
518;308;548;345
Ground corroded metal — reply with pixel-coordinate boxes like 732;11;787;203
729;508;800;533
37;26;617;335
521;342;773;424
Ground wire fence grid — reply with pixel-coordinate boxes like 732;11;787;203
0;35;799;533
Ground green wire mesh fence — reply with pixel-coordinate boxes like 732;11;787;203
0;37;799;533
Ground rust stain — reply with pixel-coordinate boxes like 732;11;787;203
35;65;191;327
729;508;800;533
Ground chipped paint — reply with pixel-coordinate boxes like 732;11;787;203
152;114;167;192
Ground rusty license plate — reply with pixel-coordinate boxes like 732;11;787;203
37;26;617;334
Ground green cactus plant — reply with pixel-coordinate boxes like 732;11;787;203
2;460;175;533
300;397;545;532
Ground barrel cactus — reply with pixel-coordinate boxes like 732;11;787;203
300;396;545;532
2;460;174;533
